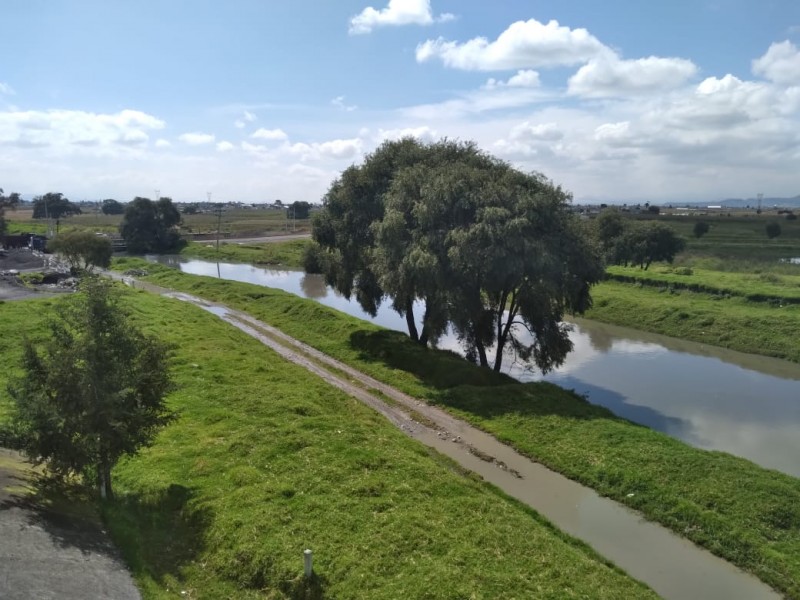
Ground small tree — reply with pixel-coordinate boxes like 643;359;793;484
693;221;710;238
288;201;311;220
49;231;113;272
32;193;82;232
8;278;175;499
766;222;782;239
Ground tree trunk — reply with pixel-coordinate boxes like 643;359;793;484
98;461;114;501
493;337;506;372
404;297;419;342
476;339;489;368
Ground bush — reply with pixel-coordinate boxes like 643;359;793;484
766;222;782;239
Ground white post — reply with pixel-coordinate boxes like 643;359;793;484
303;549;313;577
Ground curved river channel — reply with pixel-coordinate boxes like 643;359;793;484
151;256;800;478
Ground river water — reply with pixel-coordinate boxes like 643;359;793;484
150;256;800;478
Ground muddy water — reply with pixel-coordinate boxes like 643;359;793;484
151;256;800;477
167;291;779;600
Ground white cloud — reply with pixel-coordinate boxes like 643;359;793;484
378;125;438;142
510;121;563;142
217;141;234;152
179;132;215;145
483;70;541;90
0;83;15;96
752;41;800;85
568;54;698;97
251;127;288;141
155;138;171;148
332;96;358;111
416;19;606;70
349;0;454;35
234;110;257;129
0;108;164;151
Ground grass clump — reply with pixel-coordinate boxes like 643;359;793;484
0;291;656;599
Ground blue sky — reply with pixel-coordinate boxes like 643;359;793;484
1;0;799;203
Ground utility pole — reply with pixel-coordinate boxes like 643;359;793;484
155;189;160;202
210;192;222;251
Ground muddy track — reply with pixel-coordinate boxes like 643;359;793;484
150;289;780;600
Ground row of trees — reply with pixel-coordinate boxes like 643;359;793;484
311;138;604;373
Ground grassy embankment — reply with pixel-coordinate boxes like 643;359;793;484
111;257;800;598
0;293;657;599
179;239;309;267
583;215;800;362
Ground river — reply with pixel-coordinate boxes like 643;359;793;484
150;256;800;478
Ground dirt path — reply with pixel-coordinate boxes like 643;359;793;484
0;450;140;600
160;290;779;600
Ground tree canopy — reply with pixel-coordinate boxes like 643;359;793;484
766;221;782;239
288;201;311;219
32;192;82;220
119;196;183;253
101;198;125;215
0;188;20;236
49;231;113;272
8;278;175;499
313;138;603;372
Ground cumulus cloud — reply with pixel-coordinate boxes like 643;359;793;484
568;54;698;97
349;0;454;35
0;83;14;96
179;132;215;145
752;40;800;85
510;121;563;142
0;108;164;151
217;141;234;152
155;138;171;148
416;19;605;70
251;127;289;141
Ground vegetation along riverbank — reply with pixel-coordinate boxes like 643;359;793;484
0;291;658;599
110;257;800;598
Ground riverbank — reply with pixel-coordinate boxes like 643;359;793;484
179;238;310;267
112;257;800;598
0;294;657;599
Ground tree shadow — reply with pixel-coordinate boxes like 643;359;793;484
100;482;210;587
348;329;512;391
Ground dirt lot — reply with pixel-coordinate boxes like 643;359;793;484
0;250;70;302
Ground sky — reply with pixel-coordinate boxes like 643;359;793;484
1;0;799;204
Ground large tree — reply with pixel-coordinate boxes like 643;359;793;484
8;278;175;499
288;201;312;220
119;196;183;253
314;137;603;372
32;193;82;226
0;188;20;236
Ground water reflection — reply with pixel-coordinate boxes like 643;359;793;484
150;256;800;477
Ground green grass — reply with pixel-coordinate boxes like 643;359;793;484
180;239;310;268
0;292;656;599
109;258;800;597
605;264;800;303
587;280;800;363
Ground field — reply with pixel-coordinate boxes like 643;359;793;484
5;207;312;239
0;292;657;599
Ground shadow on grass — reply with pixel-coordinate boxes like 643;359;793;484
349;329;513;391
281;572;330;600
102;482;210;587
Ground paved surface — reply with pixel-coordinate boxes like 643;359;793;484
0;449;140;600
